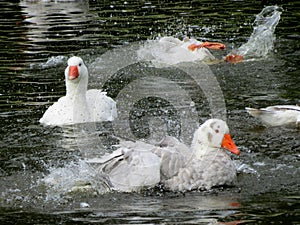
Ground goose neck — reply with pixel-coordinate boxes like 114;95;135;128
66;80;87;99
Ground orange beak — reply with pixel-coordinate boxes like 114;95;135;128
188;42;225;51
221;134;240;155
68;65;79;80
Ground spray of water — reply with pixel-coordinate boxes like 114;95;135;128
237;6;282;59
43;160;111;200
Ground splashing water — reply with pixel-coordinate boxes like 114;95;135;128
42;160;111;201
30;55;68;69
237;5;282;59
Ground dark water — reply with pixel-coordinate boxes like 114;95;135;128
0;0;299;224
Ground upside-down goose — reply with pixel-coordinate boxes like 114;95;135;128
138;36;242;65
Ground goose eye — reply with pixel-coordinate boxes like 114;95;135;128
79;63;82;66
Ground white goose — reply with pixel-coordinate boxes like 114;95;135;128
39;56;117;126
92;119;239;192
246;105;300;127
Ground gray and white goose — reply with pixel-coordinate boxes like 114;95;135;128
92;119;240;192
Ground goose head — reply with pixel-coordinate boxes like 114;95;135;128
65;56;89;96
191;119;240;157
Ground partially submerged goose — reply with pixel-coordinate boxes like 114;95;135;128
139;36;243;65
155;36;226;64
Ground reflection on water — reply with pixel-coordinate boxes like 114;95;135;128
0;0;300;224
20;0;91;42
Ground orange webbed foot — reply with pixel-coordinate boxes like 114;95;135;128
224;54;243;63
187;42;226;51
201;42;226;50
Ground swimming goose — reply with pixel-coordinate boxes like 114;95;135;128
39;56;117;126
246;105;300;127
92;119;239;192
